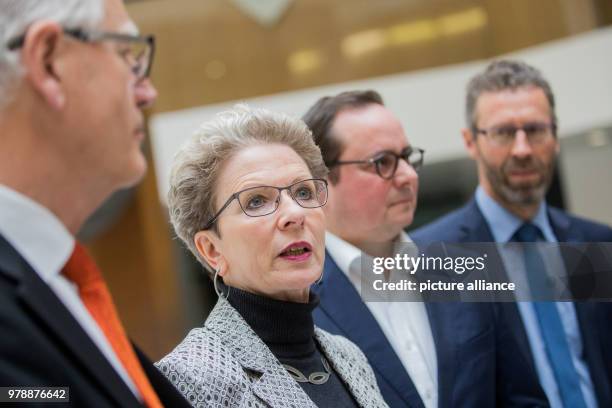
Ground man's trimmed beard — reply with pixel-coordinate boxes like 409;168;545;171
481;153;555;207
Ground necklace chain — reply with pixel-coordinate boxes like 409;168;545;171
282;357;331;385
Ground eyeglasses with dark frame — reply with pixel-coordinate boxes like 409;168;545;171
7;27;155;81
203;178;328;230
474;123;556;147
330;146;425;180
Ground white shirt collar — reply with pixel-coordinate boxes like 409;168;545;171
0;184;74;282
325;230;415;282
325;231;361;279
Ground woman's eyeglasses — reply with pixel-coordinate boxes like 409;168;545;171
203;178;328;230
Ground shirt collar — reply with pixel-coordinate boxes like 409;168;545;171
0;184;74;282
325;230;414;280
475;186;557;243
325;231;361;279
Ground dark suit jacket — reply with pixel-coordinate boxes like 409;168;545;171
312;249;548;408
411;199;612;407
0;235;190;408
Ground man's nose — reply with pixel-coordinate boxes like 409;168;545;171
393;158;418;187
135;78;158;110
511;130;533;159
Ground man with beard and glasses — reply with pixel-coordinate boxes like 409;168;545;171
412;60;612;407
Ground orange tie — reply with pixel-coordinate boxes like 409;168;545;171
62;242;163;408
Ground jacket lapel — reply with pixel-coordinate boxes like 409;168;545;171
0;236;141;407
457;199;496;242
573;303;612;406
548;210;611;405
457;201;540;375
205;298;316;408
548;207;582;243
424;303;456;408
134;346;191;407
315;328;386;408
316;252;424;407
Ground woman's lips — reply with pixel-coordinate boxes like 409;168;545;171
279;251;312;262
278;241;313;262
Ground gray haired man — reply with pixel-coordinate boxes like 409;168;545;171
0;1;190;406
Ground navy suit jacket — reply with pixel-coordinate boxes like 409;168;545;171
411;199;612;407
312;249;548;408
0;235;191;407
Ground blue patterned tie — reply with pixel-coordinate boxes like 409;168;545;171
513;223;587;408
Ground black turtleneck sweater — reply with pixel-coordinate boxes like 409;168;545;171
226;287;359;408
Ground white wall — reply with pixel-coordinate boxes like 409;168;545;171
150;27;612;222
559;130;612;225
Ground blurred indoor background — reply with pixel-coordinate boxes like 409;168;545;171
81;0;612;359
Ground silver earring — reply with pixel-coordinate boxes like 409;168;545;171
315;270;324;285
213;267;230;299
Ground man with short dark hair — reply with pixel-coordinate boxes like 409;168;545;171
0;1;189;406
304;90;548;407
413;60;612;407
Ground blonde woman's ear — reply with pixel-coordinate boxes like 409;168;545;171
194;231;224;273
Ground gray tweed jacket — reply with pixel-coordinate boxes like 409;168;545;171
156;297;389;408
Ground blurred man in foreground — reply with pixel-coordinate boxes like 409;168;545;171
0;0;189;406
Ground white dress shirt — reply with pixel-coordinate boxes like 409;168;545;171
326;231;438;408
0;184;140;399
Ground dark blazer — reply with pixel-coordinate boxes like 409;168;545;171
312;249;548;408
0;235;190;408
411;198;612;407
